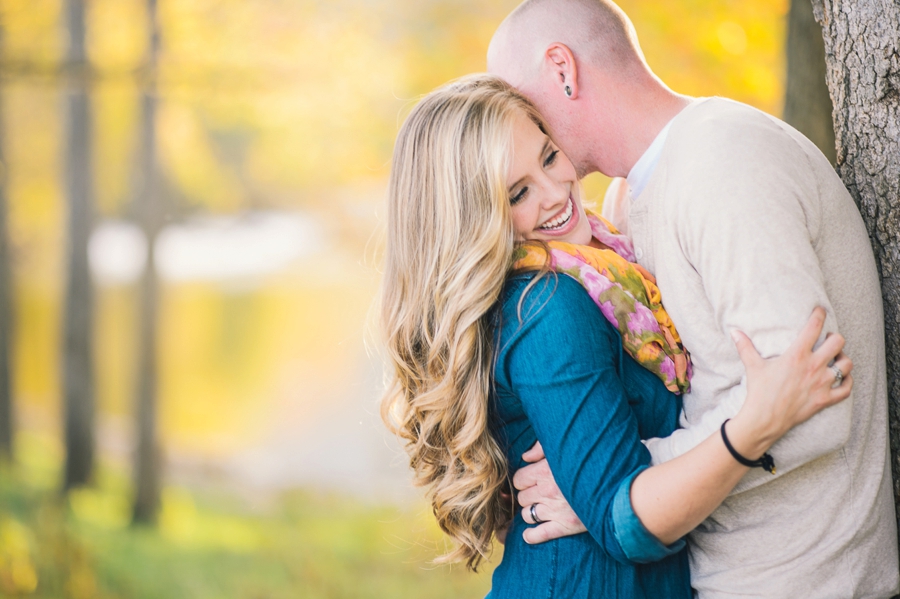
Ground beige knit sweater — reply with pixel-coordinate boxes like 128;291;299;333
628;97;899;598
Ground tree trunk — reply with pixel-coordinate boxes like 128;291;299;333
811;0;900;544
62;0;95;490
783;0;836;164
0;82;13;462
132;0;161;525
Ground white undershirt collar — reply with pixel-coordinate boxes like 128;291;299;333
625;119;674;201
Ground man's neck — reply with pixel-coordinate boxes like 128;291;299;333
589;86;692;178
621;91;692;174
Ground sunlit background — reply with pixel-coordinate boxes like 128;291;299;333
0;0;790;597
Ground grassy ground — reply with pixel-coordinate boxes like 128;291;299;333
0;433;497;599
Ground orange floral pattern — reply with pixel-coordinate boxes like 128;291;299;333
512;212;692;394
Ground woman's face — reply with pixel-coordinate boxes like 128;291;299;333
505;111;592;246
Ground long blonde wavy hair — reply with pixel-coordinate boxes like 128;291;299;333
380;74;550;570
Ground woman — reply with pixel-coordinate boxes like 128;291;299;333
379;74;852;598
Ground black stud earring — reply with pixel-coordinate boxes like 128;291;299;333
564;85;573;97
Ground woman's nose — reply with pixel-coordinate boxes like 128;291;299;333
539;176;568;209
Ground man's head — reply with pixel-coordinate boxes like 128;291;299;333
488;0;671;177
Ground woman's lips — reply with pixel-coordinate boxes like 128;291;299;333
537;196;578;236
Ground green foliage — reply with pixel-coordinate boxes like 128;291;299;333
0;434;496;599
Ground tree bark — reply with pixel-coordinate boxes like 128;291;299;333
811;0;900;543
132;0;161;525
783;0;836;163
0;83;13;462
62;0;95;490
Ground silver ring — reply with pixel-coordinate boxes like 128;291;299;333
529;503;544;524
831;365;844;388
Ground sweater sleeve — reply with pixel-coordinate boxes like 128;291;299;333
497;275;684;563
643;378;745;466
652;110;851;494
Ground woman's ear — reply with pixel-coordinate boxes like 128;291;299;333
545;43;579;99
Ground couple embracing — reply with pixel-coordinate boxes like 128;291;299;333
380;0;900;597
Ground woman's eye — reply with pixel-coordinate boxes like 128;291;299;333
544;150;559;168
510;187;528;205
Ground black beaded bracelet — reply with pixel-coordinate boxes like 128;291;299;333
720;419;776;475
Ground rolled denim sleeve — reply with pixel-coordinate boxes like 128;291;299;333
496;274;683;565
611;467;686;563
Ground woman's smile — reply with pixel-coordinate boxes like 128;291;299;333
537;195;578;234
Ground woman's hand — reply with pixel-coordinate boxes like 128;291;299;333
512;442;587;544
726;307;854;460
511;308;853;547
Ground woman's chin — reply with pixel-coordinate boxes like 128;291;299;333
563;214;593;245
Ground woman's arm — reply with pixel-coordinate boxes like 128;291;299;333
497;274;688;563
514;308;852;546
631;313;850;544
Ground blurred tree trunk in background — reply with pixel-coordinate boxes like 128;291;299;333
132;0;162;524
783;0;835;163
0;53;13;462
63;0;95;490
812;0;900;544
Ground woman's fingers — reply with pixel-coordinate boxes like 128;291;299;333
830;372;853;403
816;354;852;397
826;356;854;401
731;329;763;371
790;306;827;353
795;353;854;423
833;353;853;378
813;332;846;367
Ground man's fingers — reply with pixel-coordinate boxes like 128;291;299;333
523;522;568;545
512;458;549;492
792;306;827;352
731;329;763;370
521;502;541;525
522;441;545;463
516;484;551;507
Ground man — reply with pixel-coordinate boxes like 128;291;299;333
487;1;900;597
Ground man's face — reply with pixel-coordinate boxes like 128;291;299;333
488;37;593;177
509;78;590;178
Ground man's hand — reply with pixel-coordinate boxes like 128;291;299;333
513;442;587;544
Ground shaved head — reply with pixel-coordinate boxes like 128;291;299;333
487;0;645;87
487;0;687;177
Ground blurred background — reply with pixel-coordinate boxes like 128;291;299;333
0;0;832;597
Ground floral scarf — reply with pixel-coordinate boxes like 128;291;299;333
511;212;692;394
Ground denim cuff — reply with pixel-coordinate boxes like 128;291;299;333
611;466;686;564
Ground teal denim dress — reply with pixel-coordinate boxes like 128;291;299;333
487;273;692;599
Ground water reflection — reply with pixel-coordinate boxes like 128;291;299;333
25;202;409;500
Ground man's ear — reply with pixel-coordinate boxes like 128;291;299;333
545;43;579;99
